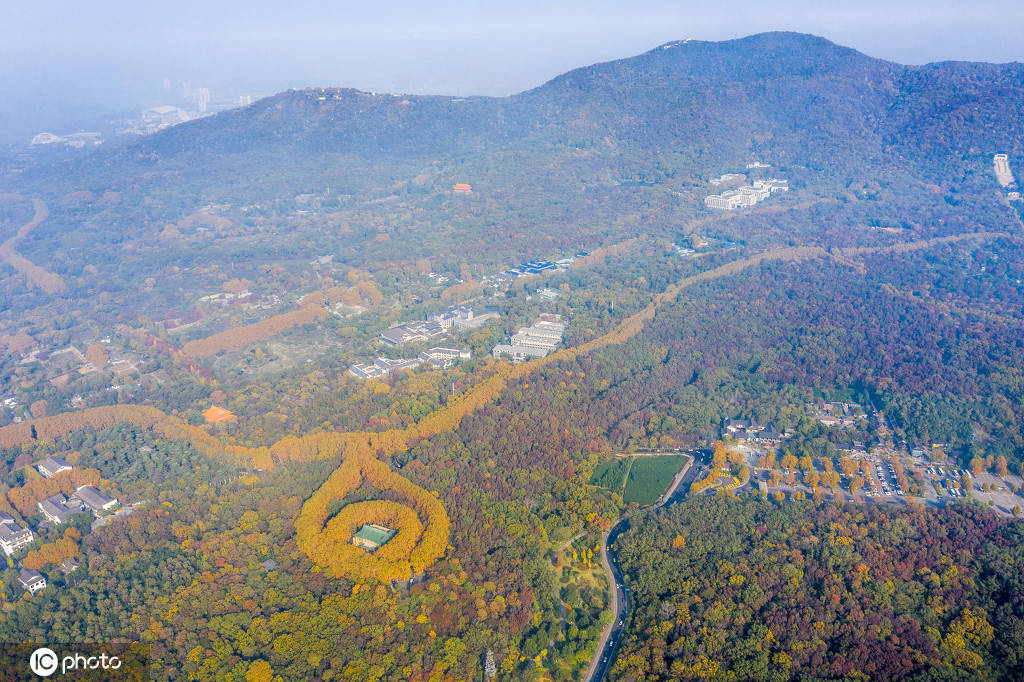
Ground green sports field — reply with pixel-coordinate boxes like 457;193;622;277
622;455;690;505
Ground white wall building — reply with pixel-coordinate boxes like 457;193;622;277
418;347;471;368
994;153;1016;187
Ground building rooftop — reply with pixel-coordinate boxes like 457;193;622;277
72;485;117;512
352;523;396;550
36;456;72;477
0;520;32;544
203;405;236;423
19;568;44;585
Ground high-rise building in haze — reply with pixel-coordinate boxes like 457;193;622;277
198;87;210;113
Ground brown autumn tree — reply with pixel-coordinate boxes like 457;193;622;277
182;305;327;358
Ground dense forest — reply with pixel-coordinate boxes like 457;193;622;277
611;495;1024;681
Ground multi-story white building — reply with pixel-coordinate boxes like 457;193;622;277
493;316;566;363
36;456;72;478
704;178;788;211
418;347;471;368
454;311;499;331
348;363;387;379
0;514;34;556
994;153;1015;187
72;486;118;514
18;568;46;595
38;494;83;525
349;356;425;378
709;173;746;186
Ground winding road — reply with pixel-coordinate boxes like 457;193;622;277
585;453;706;682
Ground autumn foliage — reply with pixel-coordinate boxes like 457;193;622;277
128;327;216;381
299;280;382;308
0;198;67;294
7;468;103;516
22;536;78;571
0;405;166;449
294;442;450;582
440;279;482;303
85;343;108;367
182;304;327;358
7;238;976;583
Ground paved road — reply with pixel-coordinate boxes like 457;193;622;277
586;453;704;682
91;500;149;530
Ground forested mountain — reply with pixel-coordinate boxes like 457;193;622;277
7;32;1024;200
1;31;1024;681
1;32;1020;314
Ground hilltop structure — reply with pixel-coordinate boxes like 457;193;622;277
203;406;236;423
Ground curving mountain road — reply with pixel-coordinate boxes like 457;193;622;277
585;453;705;682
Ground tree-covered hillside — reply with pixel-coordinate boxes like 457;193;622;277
612;495;1024;681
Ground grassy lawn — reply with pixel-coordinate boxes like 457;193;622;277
622;455;689;505
590;458;631;492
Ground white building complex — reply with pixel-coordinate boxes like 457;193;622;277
994;153;1015;187
493;315;566;363
348;347;471;379
704;178;788;210
418;347;471;368
381;306;499;346
349;357;421;379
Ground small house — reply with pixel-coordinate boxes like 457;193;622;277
18;568;46;595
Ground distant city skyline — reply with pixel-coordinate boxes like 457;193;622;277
1;1;1022;145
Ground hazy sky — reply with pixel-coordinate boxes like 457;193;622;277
1;1;1022;143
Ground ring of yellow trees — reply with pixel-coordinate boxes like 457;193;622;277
318;500;424;577
294;447;450;583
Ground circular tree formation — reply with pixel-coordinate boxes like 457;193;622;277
295;446;450;582
319;500;425;579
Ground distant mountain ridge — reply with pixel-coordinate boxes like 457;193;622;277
6;31;1024;198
